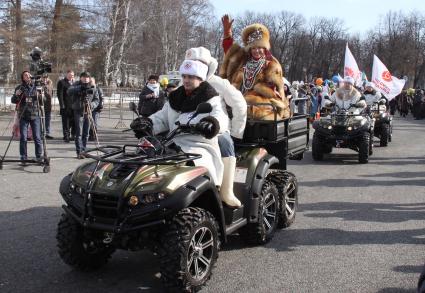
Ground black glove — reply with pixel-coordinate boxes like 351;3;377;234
60;108;66;116
97;105;103;112
194;116;220;139
130;117;153;138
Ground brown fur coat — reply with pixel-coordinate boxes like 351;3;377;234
219;43;290;120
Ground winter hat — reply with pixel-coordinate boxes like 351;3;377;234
343;76;354;85
185;47;218;80
241;23;271;51
365;81;375;88
179;60;208;81
315;78;323;86
80;71;91;78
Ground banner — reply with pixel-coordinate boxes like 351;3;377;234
371;55;405;101
344;44;362;87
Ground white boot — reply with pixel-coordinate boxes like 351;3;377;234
220;157;241;208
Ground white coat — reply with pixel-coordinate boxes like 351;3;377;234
149;96;225;185
326;87;366;110
208;75;247;139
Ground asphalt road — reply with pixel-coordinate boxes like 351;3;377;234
0;113;424;293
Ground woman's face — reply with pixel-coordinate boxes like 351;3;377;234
182;74;202;91
250;47;266;59
148;79;157;85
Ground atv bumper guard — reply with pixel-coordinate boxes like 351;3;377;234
62;204;166;233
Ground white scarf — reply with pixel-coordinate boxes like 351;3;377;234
147;83;160;97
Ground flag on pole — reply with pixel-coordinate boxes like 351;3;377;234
371;55;405;101
344;44;362;87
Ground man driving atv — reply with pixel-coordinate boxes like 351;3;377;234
324;76;366;110
363;82;387;106
134;58;242;207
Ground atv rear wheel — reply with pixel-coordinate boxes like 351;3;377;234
312;133;324;161
240;179;279;245
269;171;298;229
159;207;219;292
358;132;370;164
56;213;115;270
380;123;389;146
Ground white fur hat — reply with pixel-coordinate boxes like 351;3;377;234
179;59;208;81
343;76;355;85
185;47;218;80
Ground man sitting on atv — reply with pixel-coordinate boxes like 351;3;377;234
324;76;366;110
363;82;387;107
137;58;242;208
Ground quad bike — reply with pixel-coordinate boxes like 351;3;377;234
312;103;374;163
56;102;309;292
369;101;393;146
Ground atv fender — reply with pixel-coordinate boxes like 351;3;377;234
247;154;279;223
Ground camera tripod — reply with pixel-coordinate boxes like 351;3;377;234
0;82;51;173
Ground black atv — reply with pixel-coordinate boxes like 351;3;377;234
56;102;309;292
312;104;373;163
369;101;393;146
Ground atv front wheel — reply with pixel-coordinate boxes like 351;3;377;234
358;133;370;164
269;171;298;229
312;133;324;161
56;213;115;270
159;207;220;292
240;179;279;244
380;123;389;147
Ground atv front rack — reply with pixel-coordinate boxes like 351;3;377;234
83;145;202;165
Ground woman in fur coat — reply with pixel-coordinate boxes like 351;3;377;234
219;15;290;120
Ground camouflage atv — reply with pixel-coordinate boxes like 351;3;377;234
369;101;393;146
56;102;309;292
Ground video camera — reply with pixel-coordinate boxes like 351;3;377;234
29;47;52;79
80;83;95;96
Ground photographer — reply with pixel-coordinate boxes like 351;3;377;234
42;73;54;139
11;71;43;164
67;72;99;159
89;77;103;141
57;70;75;142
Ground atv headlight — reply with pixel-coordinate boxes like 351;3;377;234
128;192;167;206
142;192;167;204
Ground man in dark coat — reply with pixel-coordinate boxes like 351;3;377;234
138;75;165;117
67;72;99;159
57;70;75;142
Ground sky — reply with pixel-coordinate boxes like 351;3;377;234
210;0;423;35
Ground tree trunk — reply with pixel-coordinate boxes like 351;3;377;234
103;0;121;86
50;0;63;74
112;0;131;83
14;0;23;76
6;4;15;85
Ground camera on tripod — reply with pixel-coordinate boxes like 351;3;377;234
29;47;52;86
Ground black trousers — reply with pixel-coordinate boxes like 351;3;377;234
61;110;75;139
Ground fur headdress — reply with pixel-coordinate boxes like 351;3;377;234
241;23;271;51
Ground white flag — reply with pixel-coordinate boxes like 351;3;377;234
371;55;405;101
344;44;362;87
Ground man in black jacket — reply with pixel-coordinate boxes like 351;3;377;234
138;75;165;117
67;72;99;159
11;71;43;163
57;70;74;142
